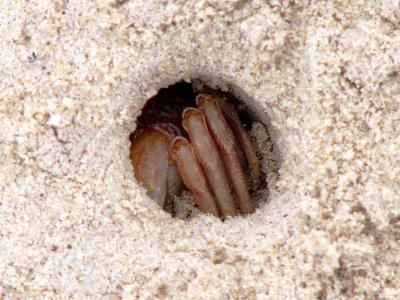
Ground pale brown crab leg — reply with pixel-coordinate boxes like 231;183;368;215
166;163;183;201
192;83;261;190
197;95;254;214
192;84;247;168
159;124;184;201
214;96;261;190
170;137;219;217
182;108;237;218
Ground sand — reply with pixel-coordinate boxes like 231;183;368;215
1;0;399;298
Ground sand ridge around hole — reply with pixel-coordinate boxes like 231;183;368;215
0;0;399;298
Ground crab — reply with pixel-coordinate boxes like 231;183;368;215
130;89;260;219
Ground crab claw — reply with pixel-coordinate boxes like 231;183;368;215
130;123;183;207
197;95;254;214
182;107;237;218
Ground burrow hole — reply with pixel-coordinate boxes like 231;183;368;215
130;80;278;220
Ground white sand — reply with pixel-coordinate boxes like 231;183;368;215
1;0;399;298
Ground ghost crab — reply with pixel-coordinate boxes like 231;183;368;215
130;85;261;219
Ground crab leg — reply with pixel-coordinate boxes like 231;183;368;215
197;95;254;214
214;96;261;190
160;124;184;201
192;84;247;168
170;137;219;217
182;108;237;218
166;163;183;200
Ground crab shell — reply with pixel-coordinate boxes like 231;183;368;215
130;94;260;219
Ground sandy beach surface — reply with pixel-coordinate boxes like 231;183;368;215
1;0;399;298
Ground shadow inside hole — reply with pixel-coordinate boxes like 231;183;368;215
130;81;254;140
130;80;279;219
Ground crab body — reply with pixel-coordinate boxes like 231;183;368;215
130;89;260;219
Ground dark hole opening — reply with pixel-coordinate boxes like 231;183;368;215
130;81;254;142
130;80;275;220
